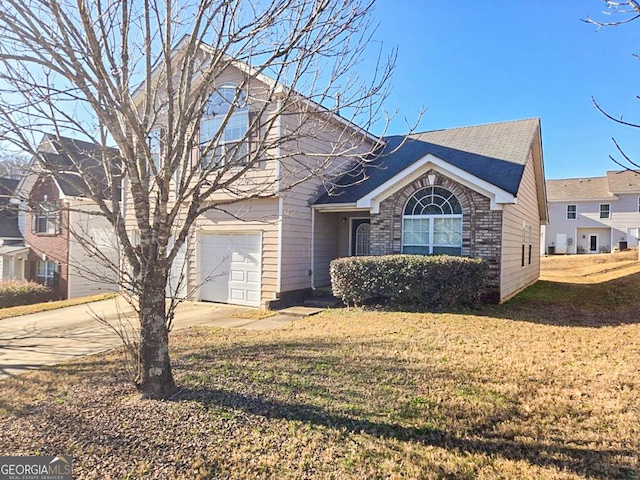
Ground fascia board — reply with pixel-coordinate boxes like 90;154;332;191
311;202;362;212
548;197;618;203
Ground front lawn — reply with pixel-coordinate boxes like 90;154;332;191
0;292;117;321
1;255;639;479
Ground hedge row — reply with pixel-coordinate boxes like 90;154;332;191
330;254;489;310
0;280;56;308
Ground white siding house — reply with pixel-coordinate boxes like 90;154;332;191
545;171;640;254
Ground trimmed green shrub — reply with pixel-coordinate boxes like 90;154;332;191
330;254;489;310
0;280;57;308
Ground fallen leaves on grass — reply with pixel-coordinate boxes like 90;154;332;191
1;255;639;478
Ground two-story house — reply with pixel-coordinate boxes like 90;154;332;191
0;177;28;280
545;170;640;254
127;42;548;307
15;136;120;299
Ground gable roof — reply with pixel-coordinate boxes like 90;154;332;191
132;35;379;145
315;118;540;205
546;170;640;202
37;135;119;198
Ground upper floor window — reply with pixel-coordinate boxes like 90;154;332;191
148;129;164;172
567;204;577;220
599;203;611;219
637;196;640;213
200;83;248;168
33;202;60;235
402;186;462;256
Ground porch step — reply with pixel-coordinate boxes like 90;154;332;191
311;286;334;297
277;306;324;318
304;296;343;308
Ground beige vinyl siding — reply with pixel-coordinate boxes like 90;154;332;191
188;198;279;307
312;212;340;287
500;150;541;301
279;112;377;292
67;201;119;298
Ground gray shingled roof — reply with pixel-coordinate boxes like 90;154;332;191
315;118;540;205
39;136;119;198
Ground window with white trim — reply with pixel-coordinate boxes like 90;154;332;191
33;202;60;234
528;224;532;265
637;197;640;213
148;129;163;172
37;260;57;287
521;222;526;267
599;203;611;219
567;204;577;220
200;83;248;168
402;186;462;255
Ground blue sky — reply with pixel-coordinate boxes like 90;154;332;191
367;1;640;180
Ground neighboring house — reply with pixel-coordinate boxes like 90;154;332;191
545;171;640;254
14;136;119;299
0;177;28;280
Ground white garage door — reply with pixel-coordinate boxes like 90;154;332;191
166;238;187;299
199;233;261;307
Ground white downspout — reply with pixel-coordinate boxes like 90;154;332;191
311;207;315;290
275;99;283;296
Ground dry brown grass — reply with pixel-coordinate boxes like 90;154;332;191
1;255;639;479
541;250;640;284
230;309;277;320
0;292;116;320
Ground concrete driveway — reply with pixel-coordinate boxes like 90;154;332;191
0;298;294;379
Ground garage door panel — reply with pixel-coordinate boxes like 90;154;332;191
247;291;261;304
200;233;261;307
247;271;261;284
230;288;247;301
230;270;246;282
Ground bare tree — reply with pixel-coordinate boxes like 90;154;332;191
0;0;396;398
0;154;29;179
584;1;640;169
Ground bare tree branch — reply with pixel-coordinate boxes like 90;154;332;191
0;0;400;399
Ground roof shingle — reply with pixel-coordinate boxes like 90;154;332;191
315;118;540;205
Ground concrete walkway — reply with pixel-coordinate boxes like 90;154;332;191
0;298;295;379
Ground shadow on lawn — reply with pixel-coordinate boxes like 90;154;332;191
174;387;637;480
348;270;640;328
487;270;640;328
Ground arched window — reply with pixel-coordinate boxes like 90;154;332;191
354;222;370;256
402;186;463;255
200;83;248;167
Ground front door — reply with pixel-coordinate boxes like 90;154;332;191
589;234;598;253
351;218;370;256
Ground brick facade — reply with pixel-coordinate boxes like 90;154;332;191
370;170;502;295
24;176;69;299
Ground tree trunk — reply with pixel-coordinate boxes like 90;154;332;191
138;269;176;399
